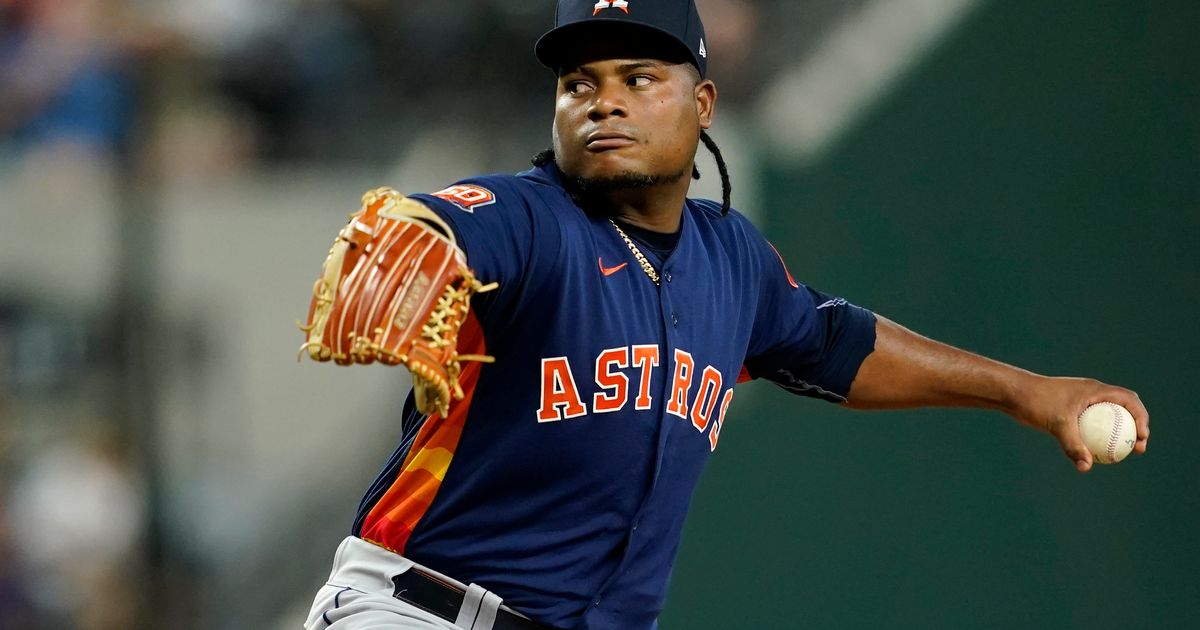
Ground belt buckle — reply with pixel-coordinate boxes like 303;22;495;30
391;568;465;622
392;567;551;630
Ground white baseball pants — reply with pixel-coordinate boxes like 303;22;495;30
304;536;520;630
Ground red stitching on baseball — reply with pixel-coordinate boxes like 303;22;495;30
1105;402;1123;461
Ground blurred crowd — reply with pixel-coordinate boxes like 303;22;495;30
0;0;780;170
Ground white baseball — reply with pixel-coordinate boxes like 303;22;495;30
1077;402;1137;464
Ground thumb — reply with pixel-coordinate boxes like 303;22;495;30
1060;424;1094;473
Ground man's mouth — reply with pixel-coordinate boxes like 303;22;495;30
585;130;636;151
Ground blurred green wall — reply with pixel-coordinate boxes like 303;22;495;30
666;0;1199;628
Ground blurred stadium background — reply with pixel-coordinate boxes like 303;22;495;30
0;0;1196;628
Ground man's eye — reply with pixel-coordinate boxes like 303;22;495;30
565;81;592;94
628;76;652;88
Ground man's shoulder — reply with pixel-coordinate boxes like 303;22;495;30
453;164;562;191
686;198;783;272
431;165;567;210
514;164;566;191
414;167;556;214
686;198;764;239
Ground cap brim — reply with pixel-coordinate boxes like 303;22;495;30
534;19;701;76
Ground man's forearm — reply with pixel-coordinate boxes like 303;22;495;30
844;314;1039;414
843;314;1150;471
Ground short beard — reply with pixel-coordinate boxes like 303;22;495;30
562;168;688;202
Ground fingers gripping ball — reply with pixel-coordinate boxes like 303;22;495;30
1078;402;1137;464
298;187;498;416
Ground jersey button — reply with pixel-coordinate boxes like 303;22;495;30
671;314;678;327
665;272;673;282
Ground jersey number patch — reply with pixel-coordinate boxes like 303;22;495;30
431;184;496;213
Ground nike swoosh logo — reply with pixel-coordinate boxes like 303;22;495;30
598;257;628;277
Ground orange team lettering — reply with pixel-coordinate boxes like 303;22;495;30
665;349;694;419
709;389;735;451
537;357;587;422
690;366;722;432
593;347;630;413
631;344;660;410
533;346;737;451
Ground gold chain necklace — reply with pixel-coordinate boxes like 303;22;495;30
608;219;661;285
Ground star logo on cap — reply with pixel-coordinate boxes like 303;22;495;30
593;1;630;16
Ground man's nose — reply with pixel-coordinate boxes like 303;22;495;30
587;81;627;121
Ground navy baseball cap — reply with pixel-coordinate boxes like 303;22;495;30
535;0;709;78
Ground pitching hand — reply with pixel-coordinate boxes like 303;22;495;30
1012;375;1149;472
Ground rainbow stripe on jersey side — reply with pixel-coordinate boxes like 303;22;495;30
359;312;485;554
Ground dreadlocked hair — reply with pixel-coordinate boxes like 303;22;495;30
699;130;732;215
531;148;554;167
529;130;732;216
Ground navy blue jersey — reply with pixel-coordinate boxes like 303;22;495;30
351;162;876;629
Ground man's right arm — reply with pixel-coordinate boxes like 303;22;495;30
843;314;1151;472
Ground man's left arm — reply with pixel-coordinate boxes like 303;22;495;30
845;315;1151;472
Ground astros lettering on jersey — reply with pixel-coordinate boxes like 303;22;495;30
347;161;877;629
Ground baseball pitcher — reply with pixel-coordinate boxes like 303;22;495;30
295;2;1150;629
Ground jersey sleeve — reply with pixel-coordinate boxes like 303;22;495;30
742;237;877;403
409;176;553;322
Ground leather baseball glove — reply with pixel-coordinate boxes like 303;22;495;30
298;187;497;416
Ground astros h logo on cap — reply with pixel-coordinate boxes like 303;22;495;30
592;1;630;16
536;0;709;78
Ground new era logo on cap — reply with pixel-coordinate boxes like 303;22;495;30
593;0;630;15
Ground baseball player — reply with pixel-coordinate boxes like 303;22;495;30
297;1;1151;629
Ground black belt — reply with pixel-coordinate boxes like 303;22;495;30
391;569;554;630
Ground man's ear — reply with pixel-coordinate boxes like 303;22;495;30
696;80;717;129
